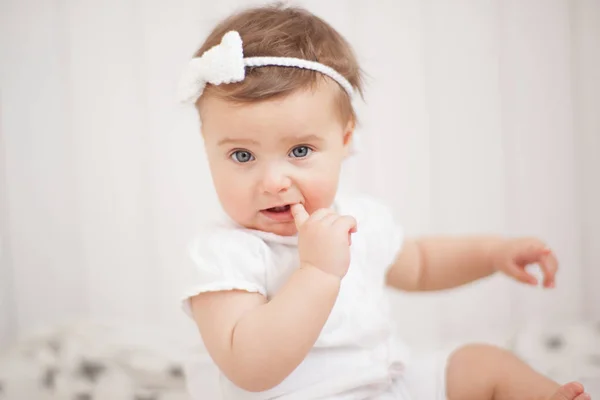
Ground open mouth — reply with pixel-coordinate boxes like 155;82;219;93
265;205;291;213
261;204;294;222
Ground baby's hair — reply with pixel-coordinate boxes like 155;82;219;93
193;2;364;123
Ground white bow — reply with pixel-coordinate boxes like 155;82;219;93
178;31;246;104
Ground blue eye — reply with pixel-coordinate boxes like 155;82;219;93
289;146;312;158
231;150;254;163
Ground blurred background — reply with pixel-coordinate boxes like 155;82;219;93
1;0;599;399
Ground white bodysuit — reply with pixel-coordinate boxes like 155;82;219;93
181;195;448;399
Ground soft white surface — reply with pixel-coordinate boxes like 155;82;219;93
1;319;598;399
0;320;191;400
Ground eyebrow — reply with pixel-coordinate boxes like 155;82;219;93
282;134;323;144
217;137;260;146
217;134;323;146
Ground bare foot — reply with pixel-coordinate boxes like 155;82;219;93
550;382;591;400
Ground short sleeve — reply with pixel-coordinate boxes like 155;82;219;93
351;196;404;275
181;227;269;317
369;199;403;271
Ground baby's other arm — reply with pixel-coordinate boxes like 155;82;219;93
386;235;557;291
385;236;502;291
190;265;340;392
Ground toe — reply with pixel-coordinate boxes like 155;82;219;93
551;382;585;400
574;393;591;400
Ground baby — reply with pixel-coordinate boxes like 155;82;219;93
178;4;591;400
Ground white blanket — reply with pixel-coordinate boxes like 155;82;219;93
1;320;598;400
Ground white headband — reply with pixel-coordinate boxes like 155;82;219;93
178;31;355;104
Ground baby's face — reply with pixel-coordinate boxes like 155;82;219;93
201;80;353;236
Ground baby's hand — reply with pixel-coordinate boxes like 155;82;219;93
492;237;558;288
291;204;357;279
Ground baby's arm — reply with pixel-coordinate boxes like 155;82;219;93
386;235;558;291
190;265;339;392
386;236;505;291
191;204;356;392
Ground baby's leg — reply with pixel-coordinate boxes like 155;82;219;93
446;344;591;400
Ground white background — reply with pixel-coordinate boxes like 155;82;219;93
1;0;599;350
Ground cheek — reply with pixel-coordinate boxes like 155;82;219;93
210;164;251;214
299;162;342;212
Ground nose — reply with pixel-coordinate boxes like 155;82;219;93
260;163;292;194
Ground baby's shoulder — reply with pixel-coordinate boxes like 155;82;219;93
189;224;270;266
336;194;397;227
182;224;272;309
337;194;404;274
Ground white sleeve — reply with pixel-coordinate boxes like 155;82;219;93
181;228;269;317
359;197;404;275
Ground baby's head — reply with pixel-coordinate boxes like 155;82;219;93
182;3;363;236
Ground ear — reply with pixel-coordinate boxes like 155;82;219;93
342;118;356;157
